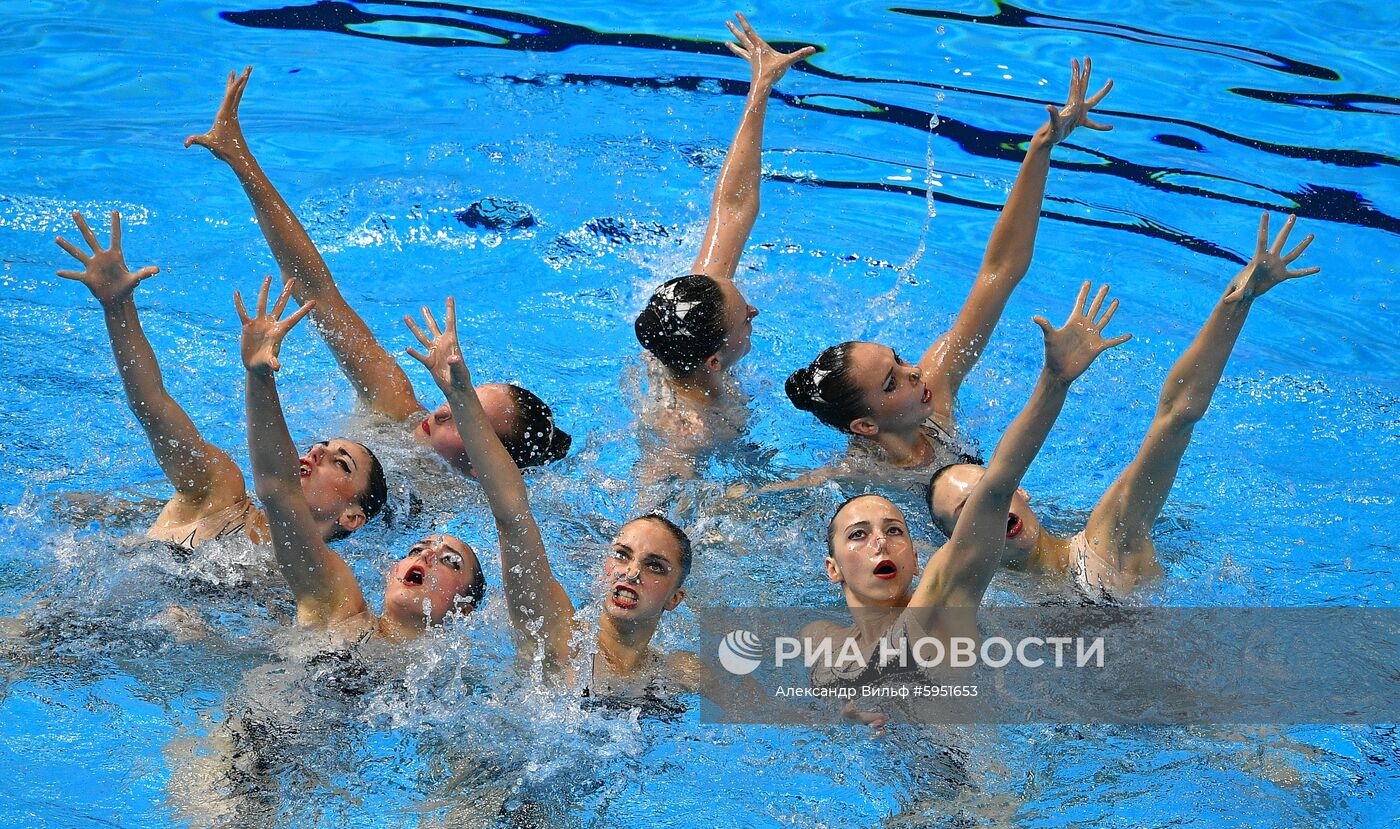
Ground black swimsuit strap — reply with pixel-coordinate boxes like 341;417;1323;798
926;419;984;466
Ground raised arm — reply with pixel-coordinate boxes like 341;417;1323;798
405;300;575;668
914;282;1131;610
691;15;814;281
920;58;1113;419
188;68;420;422
1085;214;1319;560
55;210;247;510
238;278;366;624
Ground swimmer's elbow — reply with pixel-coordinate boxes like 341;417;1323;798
716;186;759;218
1156;392;1208;431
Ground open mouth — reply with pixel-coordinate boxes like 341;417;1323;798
420;418;431;436
403;564;426;586
611;585;639;609
921;386;931;405
298;459;311;477
1006;513;1024;539
873;560;898;580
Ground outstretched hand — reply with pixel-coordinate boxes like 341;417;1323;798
55;210;160;306
725;13;815;89
1033;281;1132;384
1044;57;1113;145
235;276;314;376
184;66;252;160
404;298;472;393
1223;213;1320;303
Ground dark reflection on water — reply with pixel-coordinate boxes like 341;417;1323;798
221;0;1397;258
889;3;1343;81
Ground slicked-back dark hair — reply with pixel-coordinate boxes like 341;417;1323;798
500;384;571;468
634;274;728;376
327;439;389;542
786;342;868;433
461;552;487;610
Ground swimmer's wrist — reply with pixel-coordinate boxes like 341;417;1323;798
1041;365;1072;390
1028;129;1056;152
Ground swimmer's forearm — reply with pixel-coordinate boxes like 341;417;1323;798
102;299;230;498
1156;286;1251;428
717;87;774;213
441;384;574;640
103;298;174;424
977;367;1068;506
216;147;337;295
442;385;530;515
244;369;303;502
930;368;1069;605
980;132;1054;281
244;367;351;609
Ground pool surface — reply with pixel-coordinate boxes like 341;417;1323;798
1;0;1397;826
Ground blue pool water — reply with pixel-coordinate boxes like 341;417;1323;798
1;0;1397;826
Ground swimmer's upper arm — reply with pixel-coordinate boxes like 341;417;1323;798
1085;417;1193;559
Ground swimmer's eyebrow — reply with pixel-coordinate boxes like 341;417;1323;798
845;520;872;532
335;445;358;473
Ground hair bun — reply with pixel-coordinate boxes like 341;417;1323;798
545;426;572;463
785;365;818;412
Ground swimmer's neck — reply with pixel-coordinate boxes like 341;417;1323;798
852;605;907;645
1029;528;1073;572
666;368;727;405
866;426;935;469
372;612;425;642
841;587;910;643
596;611;660;675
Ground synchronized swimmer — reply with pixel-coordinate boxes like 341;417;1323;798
51;14;1319;720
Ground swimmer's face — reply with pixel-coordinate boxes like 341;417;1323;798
711;278;760;370
414;384;517;477
382;534;481;627
298;439;374;535
929;464;1039;564
600;519;686;623
845;343;933;436
826;495;918;606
